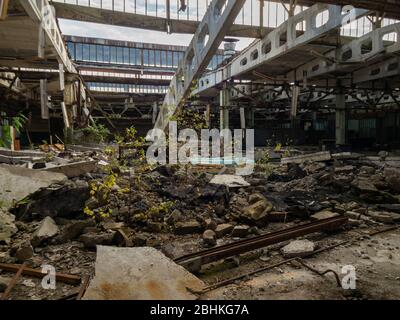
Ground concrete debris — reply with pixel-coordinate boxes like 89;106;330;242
281;239;315;258
215;223;234;238
54;220;96;243
174;220;203;235
78;231;116;249
241;197;273;225
42;160;97;178
281;151;331;165
31;217;59;247
202;229;217;246
384;167;400;193
13;180;90;220
0;276;10;293
0;148;47;165
231;225;250;238
15;242;34;262
209;174;250;188
0;210;18;244
83;246;204;300
311;210;340;221
0;164;67;209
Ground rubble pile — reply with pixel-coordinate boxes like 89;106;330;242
1;145;400;299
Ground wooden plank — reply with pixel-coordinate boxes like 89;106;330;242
0;263;81;285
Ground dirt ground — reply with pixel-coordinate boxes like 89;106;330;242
202;227;400;300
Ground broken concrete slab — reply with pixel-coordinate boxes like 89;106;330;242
0;148;47;165
65;143;106;153
281;151;331;165
384;167;400;193
42;160;97;178
331;152;362;160
311;210;340;221
0;210;17;244
385;156;400;168
78;232;116;249
241;198;273;225
83;246;204;300
0;164;67;209
209;174;250;188
281;239;315;258
231;225;250;238
174;221;202;235
31;217;59;247
13;180;90;220
215;223;234;238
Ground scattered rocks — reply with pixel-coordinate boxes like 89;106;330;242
15;242;34;262
174;221;203;235
0;210;18;244
78;231;116;249
215;223;234;238
203;218;217;231
241;196;273;225
202;230;217;246
310;210;340;221
334;165;354;174
384;168;400;193
281;239;315;258
31;217;59;247
55;220;96;243
231;225;250;238
166;209;182;225
0;276;10;292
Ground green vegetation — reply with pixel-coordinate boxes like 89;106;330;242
0;112;27;148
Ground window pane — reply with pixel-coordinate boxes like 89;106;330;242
149;50;155;66
143;49;149;66
97;45;104;62
67;42;75;59
110;46;117;63
89;44;96;61
104;45;110;63
123;47;130;64
76;43;83;60
82;44;90;61
117;47;123;64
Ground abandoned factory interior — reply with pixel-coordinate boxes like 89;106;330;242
1;0;400;302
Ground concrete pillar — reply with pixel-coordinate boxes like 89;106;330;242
220;88;230;131
291;85;300;118
40;79;49;120
240;107;246;130
335;92;346;146
246;108;255;128
152;102;158;124
205;104;211;128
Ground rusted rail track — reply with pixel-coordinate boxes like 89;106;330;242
175;216;348;272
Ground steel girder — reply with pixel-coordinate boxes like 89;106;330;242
151;0;246;135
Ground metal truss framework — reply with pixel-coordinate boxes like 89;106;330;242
152;0;246;134
194;4;369;96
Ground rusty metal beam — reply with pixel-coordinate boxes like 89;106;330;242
0;262;26;300
175;216;348;272
0;263;81;285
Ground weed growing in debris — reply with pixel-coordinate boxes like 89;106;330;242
85;173;118;220
170;108;207;133
81;120;110;143
0;112;27;148
116;126;146;165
